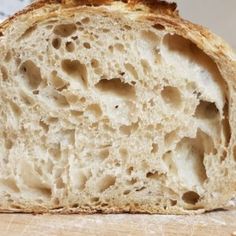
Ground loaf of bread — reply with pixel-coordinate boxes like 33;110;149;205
0;0;236;214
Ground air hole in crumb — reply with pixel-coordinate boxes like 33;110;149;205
95;78;136;99
9;101;22;117
80;97;86;103
61;59;88;88
47;117;58;123
136;186;146;192
53;93;70;107
174;129;213;186
146;171;160;179
119;148;128;163
39;119;49;132
91;197;100;202
97;175;116;192
1;66;8;81
72;203;79;208
10;204;21;209
182;191;200;205
40;187;52;198
124;63;138;80
108;45;113;53
102;28;110;33
233;146;236;161
124;25;132;30
81;17;90;24
51;71;68;91
33;90;39;95
222;102;231;147
94;67;103;75
65;93;78;104
53;23;77;37
55;178;65;189
1;179;20;192
72;36;78;40
101;203;109;207
86;104;102;118
71;110;84;117
142;161;149;170
140;30;160;44
91;59;99;68
194;100;219;119
124;190;131;195
19;25;37;39
164;130;178;146
99;149;109;160
103;123;115;133
163;151;177;175
20;60;42;90
119;122;139;136
126;166;134;175
78;26;84;31
4;51;12;62
127;178;137;185
62;129;75;145
197;129;216;155
65;41;75;52
220;150;227;162
170;199;177;206
151;143;158;153
5;139;13;149
162;34;228;98
20;92;35;106
83;42;91;49
52;38;61;49
161;86;182;108
153;23;165;30
114;43;124;52
141;59;151;75
53;198;60;206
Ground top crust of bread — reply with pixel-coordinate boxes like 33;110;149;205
0;0;235;59
0;0;235;214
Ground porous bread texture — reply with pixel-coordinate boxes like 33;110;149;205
0;0;236;214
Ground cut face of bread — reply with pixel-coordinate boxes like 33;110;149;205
0;0;235;214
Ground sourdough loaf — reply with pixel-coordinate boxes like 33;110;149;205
0;0;236;214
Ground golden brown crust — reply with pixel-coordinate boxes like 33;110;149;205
62;0;177;12
0;0;177;34
0;0;61;32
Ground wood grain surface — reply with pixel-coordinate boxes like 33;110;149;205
0;210;236;236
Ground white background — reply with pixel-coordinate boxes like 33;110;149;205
175;0;236;49
0;0;236;49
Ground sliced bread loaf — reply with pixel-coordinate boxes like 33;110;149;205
0;0;236;214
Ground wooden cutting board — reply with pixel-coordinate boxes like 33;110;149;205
0;210;236;236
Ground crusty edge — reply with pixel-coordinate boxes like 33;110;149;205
0;0;62;33
0;205;206;215
0;0;177;34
